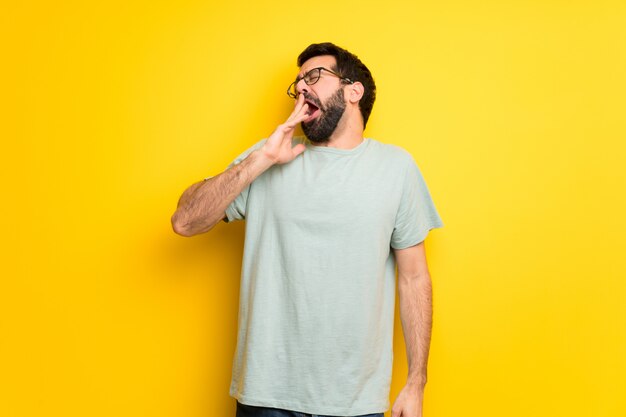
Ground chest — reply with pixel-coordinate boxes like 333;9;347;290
248;154;405;237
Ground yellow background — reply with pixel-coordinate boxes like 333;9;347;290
2;1;625;416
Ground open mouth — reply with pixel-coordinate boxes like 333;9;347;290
304;99;321;121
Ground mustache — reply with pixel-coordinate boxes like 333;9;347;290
303;93;324;112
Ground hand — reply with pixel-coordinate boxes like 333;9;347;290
391;384;424;417
261;93;310;165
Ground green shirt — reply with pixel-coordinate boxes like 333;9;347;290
225;137;443;415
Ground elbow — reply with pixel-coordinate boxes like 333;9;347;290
171;210;219;237
172;224;194;237
171;211;194;237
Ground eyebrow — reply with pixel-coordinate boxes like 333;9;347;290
296;66;324;81
295;68;311;81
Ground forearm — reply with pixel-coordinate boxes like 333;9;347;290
398;270;433;389
172;94;311;236
171;149;273;236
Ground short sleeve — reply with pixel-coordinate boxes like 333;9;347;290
390;159;444;249
223;139;266;223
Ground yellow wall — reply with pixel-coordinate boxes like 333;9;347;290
2;1;625;416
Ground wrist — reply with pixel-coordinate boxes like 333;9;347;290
249;148;276;171
406;375;427;391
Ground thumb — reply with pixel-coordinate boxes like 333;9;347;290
291;143;306;157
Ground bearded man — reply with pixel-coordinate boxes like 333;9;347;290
171;42;443;417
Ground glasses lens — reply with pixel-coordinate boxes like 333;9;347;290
287;82;296;98
304;68;322;85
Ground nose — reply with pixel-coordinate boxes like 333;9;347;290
295;78;309;96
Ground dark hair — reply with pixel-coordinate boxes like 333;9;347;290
297;42;376;128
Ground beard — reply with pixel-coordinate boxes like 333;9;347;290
301;88;346;144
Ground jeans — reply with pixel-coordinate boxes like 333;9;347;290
236;401;384;417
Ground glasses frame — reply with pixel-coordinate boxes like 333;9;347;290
287;67;353;98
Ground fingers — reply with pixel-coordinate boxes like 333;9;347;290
286;94;308;124
267;94;310;149
284;104;310;129
291;92;305;115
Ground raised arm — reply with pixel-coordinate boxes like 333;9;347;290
171;94;312;237
391;241;433;417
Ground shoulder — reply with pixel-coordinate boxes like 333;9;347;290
366;139;415;166
229;139;267;166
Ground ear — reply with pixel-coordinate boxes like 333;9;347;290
347;81;364;104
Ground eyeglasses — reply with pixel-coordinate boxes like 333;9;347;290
286;67;353;98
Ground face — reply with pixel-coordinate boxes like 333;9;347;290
295;56;348;143
301;88;345;144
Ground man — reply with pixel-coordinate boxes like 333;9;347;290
171;43;443;417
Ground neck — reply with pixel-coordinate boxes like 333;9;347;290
321;132;364;149
313;108;365;150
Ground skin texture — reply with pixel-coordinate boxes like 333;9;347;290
392;242;433;417
171;55;433;417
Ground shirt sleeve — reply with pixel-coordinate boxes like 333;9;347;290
390;158;444;249
223;139;267;223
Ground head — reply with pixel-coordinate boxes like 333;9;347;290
290;42;376;143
